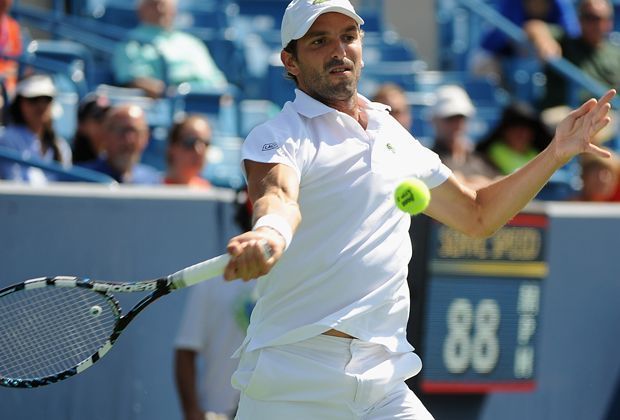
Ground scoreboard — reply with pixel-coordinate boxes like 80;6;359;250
418;213;547;393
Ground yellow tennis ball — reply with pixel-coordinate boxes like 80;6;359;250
394;178;431;215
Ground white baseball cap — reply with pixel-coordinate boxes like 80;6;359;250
16;74;56;98
430;85;475;119
281;0;364;48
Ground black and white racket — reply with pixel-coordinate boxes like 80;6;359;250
0;249;265;389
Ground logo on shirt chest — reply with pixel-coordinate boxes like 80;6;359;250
262;142;280;151
386;143;396;154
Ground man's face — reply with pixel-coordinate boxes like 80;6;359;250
282;12;363;103
169;118;211;178
139;0;176;29
580;0;613;47
104;107;149;173
433;114;468;145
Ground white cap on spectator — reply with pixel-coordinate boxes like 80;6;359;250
16;74;56;98
430;85;475;119
281;0;364;48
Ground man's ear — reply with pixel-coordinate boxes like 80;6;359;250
280;50;299;77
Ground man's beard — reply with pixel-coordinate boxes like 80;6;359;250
109;152;138;174
301;58;359;102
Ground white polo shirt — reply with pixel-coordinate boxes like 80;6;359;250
238;89;451;355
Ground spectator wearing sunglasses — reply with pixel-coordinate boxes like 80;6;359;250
164;115;212;188
0;74;72;184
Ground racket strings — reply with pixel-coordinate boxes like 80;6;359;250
0;285;118;379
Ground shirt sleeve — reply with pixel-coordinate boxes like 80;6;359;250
409;137;453;189
240;122;303;183
174;282;212;351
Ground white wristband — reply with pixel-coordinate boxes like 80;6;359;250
253;214;293;250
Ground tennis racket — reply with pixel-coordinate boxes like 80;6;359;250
0;248;266;389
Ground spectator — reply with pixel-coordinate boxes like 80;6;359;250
0;74;72;184
164;114;212;188
430;85;499;187
112;0;228;99
174;182;255;420
372;83;412;131
0;0;23;95
538;0;620;110
470;0;580;82
71;93;111;163
574;150;620;201
476;101;552;175
174;276;256;420
79;104;161;184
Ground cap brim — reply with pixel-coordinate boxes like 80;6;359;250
288;6;364;46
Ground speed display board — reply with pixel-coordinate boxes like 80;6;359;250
420;213;547;393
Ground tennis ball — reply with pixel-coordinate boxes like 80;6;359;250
394;178;431;215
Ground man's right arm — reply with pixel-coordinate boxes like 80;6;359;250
224;161;301;281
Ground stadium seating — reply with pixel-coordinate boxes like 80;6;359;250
10;0;619;192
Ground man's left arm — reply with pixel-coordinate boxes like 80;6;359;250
426;89;615;237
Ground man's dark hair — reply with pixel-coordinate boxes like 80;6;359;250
283;40;299;85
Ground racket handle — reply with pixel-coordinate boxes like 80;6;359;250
168;242;274;289
169;253;230;289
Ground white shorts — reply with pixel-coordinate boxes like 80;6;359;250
232;334;433;419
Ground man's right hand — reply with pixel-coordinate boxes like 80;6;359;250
224;228;284;281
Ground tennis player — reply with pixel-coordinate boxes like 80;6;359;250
223;1;615;418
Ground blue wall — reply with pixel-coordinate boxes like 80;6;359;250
0;185;619;420
0;184;242;420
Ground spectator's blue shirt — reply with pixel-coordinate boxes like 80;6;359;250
481;0;580;55
113;24;228;90
0;125;71;183
79;158;162;185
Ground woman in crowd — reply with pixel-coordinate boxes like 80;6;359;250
0;74;72;183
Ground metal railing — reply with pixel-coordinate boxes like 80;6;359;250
0;146;118;185
457;0;620;108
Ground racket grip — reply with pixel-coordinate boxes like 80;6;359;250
169;253;230;289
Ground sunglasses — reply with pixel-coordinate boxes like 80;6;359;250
23;96;53;105
580;13;610;22
178;136;210;150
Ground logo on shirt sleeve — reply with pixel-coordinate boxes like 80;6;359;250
262;142;280;151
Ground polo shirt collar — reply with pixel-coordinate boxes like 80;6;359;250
292;89;383;119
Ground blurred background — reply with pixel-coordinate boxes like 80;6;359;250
0;1;619;419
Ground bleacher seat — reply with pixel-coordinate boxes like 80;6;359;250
413;70;508;108
359;60;425;97
239;99;280;137
172;85;240;137
203;135;245;189
51;73;80;142
25;39;93;96
175;3;235;32
235;0;287;29
265;57;296;108
90;4;138;29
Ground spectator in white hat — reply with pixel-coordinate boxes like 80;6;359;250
0;74;72;184
431;85;499;187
